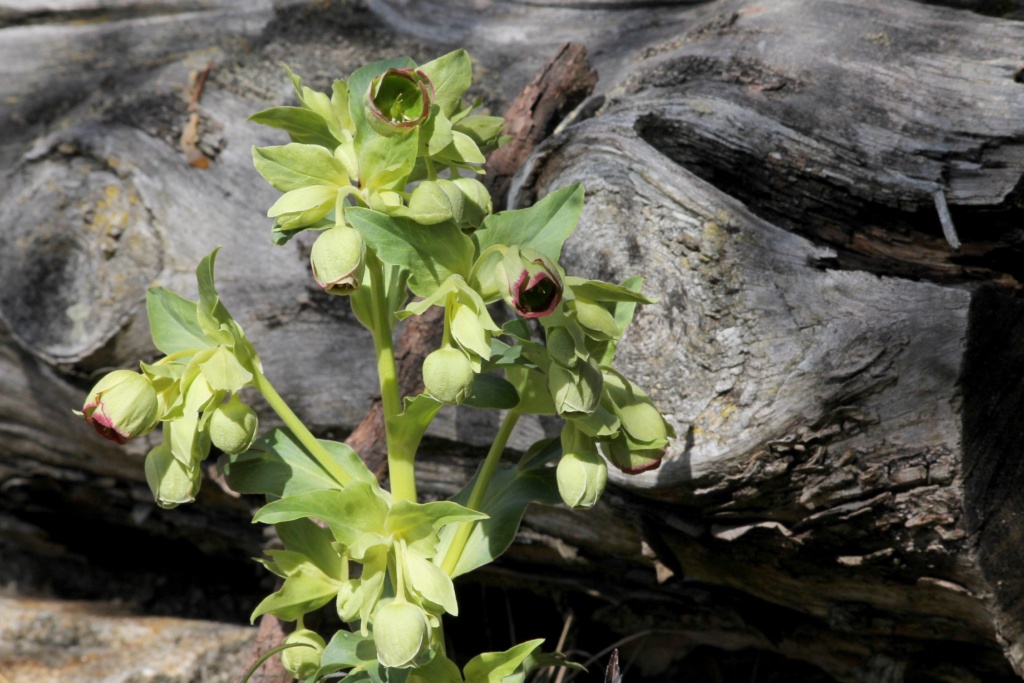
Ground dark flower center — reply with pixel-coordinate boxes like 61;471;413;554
518;277;557;313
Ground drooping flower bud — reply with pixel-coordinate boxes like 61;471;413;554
144;443;202;509
548;356;602;417
366;68;433;136
452;177;492;229
599;371;673;474
546;326;580;369
422;347;475;405
372;600;433;669
602;435;666;475
81;369;160;444
498;247;563;319
310;226;365;295
208;394;259;455
280;628;326;681
336;580;360;623
556;426;607;510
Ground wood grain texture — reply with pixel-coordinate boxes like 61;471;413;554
2;0;1024;681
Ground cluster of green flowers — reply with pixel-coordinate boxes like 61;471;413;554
78;49;672;683
78;255;261;508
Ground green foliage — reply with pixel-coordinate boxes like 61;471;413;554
81;48;673;683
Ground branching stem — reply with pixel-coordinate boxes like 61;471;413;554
252;367;352;487
440;409;521;576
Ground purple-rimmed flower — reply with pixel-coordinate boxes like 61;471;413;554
366;67;433;136
499;246;563;319
80;369;160;444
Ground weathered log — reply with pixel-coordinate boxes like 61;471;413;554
2;0;1024;681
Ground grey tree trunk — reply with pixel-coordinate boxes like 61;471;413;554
2;1;1024;682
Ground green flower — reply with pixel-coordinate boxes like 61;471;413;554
310;226;366;295
280;628;326;680
208;395;258;455
556;426;607;510
499;247;563;319
144;442;201;509
423;347;475;405
80;369;160;444
372;599;433;669
367;68;433;136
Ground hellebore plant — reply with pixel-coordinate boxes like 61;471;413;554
78;49;673;682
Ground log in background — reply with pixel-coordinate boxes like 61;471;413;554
2;1;1024;682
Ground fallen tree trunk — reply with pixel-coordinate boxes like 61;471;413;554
2;1;1024;682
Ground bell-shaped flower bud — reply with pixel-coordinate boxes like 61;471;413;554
498;247;563;319
367;67;433;136
546;325;580;369
452;177;492;229
336;580;361;623
144;442;201;509
548;356;602;417
423;347;475;405
208;395;259;455
603;371;672;446
280;628;326;681
310;226;365;295
81;369;160;444
603;435;666;475
372;600;433;669
557;426;607;510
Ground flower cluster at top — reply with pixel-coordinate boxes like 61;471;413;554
76;50;673;683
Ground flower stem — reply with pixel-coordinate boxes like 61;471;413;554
440;409;521;576
368;256;415;502
252;366;352;487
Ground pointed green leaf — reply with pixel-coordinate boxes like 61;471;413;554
565;276;655;304
462;373;519;410
358;129;418;193
250;568;338;622
146;287;214;355
463;639;545;683
435;440;561;578
408;653;463;683
418;49;472;117
198;345;253;392
392;180;454;224
404;550;458;616
254;483;390;547
386;500;486;557
248;106;339;148
275;518;344;578
473;184;584;262
218;428;374;498
316;629;378;679
330;79;353;137
452;115;505;155
345;208;473;297
252;143;350;192
267;184;340;218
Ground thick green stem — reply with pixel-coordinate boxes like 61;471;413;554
368;257;416;502
440;410;521;576
252;367;352;486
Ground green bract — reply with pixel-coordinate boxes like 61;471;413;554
83;48;673;683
